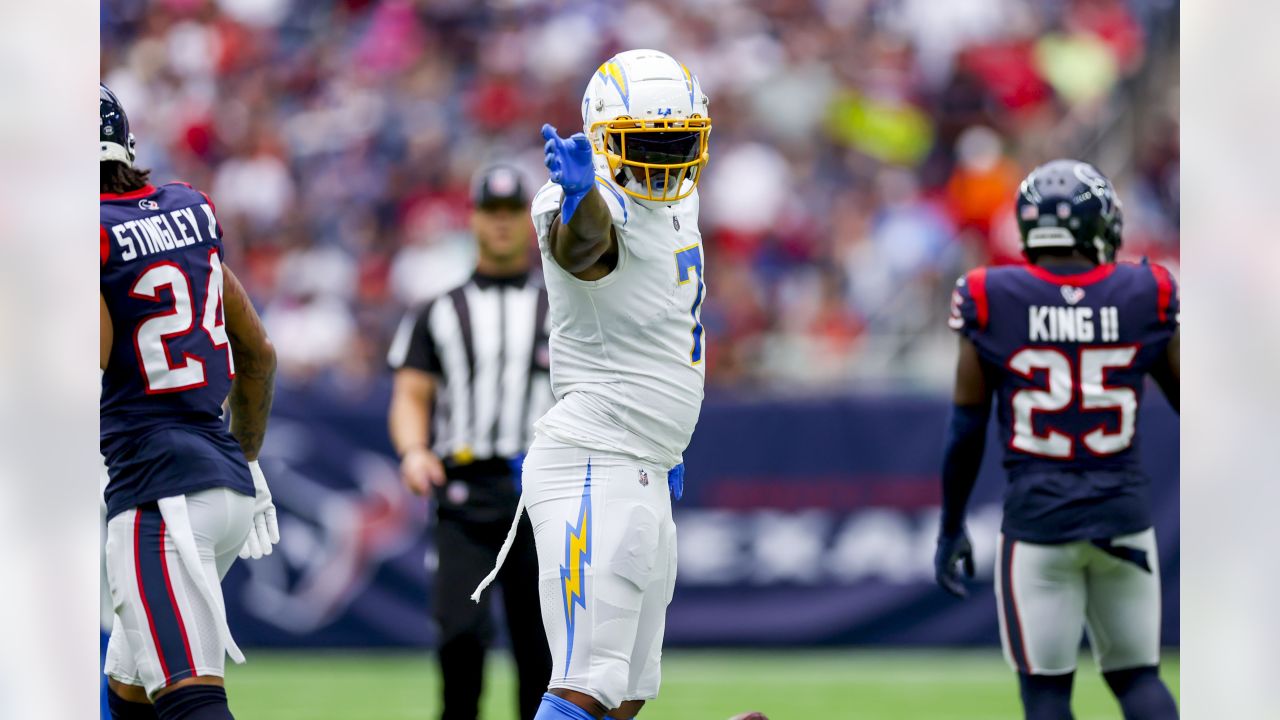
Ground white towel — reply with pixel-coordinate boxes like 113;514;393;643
157;495;245;664
469;492;526;603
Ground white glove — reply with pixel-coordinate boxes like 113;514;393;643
239;460;281;560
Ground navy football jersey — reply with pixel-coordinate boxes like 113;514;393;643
949;261;1179;542
100;182;253;519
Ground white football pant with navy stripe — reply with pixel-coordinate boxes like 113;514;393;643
523;436;677;710
995;528;1163;676
104;488;252;697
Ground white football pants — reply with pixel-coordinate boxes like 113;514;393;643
104;487;253;697
995;528;1163;676
523;436;677;710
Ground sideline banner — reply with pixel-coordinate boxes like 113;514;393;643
223;385;1179;648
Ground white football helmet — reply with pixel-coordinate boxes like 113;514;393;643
581;49;711;203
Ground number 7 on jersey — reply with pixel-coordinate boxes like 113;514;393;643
675;245;705;365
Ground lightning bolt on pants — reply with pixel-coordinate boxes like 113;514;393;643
522;436;678;711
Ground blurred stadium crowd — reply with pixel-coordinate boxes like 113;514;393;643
101;0;1179;393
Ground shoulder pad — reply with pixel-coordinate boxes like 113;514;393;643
948;266;989;333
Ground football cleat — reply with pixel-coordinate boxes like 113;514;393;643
727;713;770;720
580;49;711;203
1015;159;1123;264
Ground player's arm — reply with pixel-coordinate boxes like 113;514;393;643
388;368;446;495
222;264;276;462
548;192;618;280
942;337;993;530
1149;327;1179;413
541;124;618;280
100;292;112;370
935;336;993;598
222;262;280;559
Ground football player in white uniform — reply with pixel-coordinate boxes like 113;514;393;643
471;49;712;720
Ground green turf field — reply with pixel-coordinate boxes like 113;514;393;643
226;648;1178;719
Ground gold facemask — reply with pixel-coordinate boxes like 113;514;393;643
589;116;712;202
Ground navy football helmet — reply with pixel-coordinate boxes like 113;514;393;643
1015;159;1123;264
100;83;136;166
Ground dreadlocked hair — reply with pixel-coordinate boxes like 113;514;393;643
101;161;152;195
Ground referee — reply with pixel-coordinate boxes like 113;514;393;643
387;164;552;720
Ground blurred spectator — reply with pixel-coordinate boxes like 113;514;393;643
102;0;1179;394
845;169;957;324
211;134;295;229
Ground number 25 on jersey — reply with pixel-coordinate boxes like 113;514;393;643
130;249;234;393
1009;346;1138;458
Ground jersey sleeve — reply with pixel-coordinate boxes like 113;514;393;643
171;182;225;240
197;188;224;240
530;180;564;249
387;303;442;374
947;267;990;339
591;175;630;227
530;176;630;254
1148;262;1179;329
100;225;109;266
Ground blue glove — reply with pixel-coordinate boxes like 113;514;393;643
934;529;975;598
541;123;595;223
667;463;685;501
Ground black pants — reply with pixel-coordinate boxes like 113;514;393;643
434;468;549;720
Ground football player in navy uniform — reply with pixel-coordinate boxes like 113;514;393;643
935;160;1179;719
99;83;279;720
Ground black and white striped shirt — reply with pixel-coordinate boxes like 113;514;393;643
388;271;553;463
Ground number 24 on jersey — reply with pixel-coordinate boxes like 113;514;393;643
130;249;234;393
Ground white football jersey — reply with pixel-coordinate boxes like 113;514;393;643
530;176;707;468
